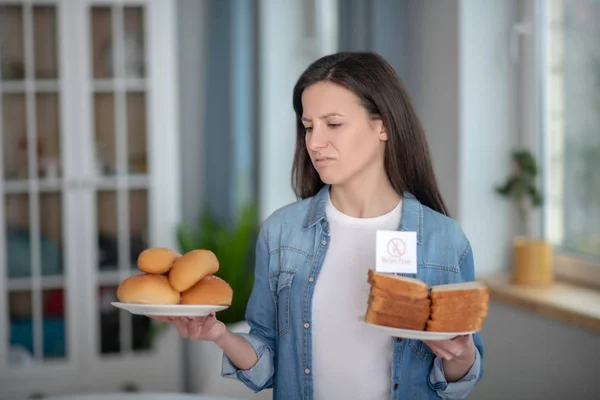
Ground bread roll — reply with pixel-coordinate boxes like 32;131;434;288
137;247;180;274
168;249;219;292
117;274;180;304
180;275;233;306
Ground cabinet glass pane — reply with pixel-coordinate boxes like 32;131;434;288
6;194;31;278
9;290;32;365
130;189;151;353
3;94;28;180
91;7;113;79
40;193;63;277
97;191;119;271
127;92;147;174
99;285;120;354
123;7;145;79
9;290;67;363
37;93;62;179
33;6;58;79
0;5;25;80
129;189;148;268
94;93;116;176
132;314;152;352
42;288;66;359
98;291;155;355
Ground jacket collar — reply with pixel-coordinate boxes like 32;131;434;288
303;184;423;244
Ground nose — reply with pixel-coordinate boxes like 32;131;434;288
306;126;327;152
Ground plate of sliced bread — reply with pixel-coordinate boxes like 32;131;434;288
362;270;489;340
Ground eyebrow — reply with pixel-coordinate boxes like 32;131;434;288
301;113;344;122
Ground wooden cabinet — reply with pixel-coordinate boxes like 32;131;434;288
0;1;182;398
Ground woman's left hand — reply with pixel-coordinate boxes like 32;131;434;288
423;334;475;361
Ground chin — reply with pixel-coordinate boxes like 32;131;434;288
317;171;345;186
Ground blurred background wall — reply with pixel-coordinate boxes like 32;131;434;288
0;0;598;399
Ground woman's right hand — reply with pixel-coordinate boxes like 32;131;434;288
152;313;227;342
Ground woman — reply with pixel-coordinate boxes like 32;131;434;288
161;52;484;399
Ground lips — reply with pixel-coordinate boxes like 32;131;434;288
314;157;334;168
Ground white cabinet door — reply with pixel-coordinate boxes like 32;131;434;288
74;0;182;393
0;1;87;398
0;0;182;397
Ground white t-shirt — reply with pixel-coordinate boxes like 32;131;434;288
311;195;402;400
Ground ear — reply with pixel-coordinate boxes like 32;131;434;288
378;122;388;142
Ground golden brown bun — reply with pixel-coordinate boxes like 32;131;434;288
137;247;181;274
168;249;219;292
180;275;233;306
117;274;180;304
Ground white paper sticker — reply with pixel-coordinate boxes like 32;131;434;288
375;230;417;274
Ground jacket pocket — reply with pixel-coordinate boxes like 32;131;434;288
408;339;435;361
274;270;295;337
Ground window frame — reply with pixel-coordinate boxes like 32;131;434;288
522;0;600;289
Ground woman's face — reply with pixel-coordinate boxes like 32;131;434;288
301;81;387;187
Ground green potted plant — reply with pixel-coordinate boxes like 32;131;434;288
176;202;259;395
495;148;553;285
145;203;258;348
177;202;258;324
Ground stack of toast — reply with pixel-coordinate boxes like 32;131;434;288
364;269;489;333
365;270;431;330
427;282;489;332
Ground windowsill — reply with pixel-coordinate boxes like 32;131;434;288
479;273;600;334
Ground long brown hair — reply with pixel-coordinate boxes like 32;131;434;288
291;51;449;216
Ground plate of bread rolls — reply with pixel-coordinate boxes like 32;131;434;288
112;247;233;316
362;270;489;340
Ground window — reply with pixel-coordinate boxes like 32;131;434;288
537;0;600;285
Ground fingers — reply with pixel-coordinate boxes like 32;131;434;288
423;336;470;361
146;315;217;340
200;313;216;330
424;341;455;360
171;317;191;337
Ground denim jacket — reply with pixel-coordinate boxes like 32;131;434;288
222;185;484;399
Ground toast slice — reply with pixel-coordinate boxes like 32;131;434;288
370;287;431;306
430;302;488;315
431;296;489;309
429;281;489;300
367;270;429;300
365;308;427;331
426;317;484;333
367;296;431;321
429;308;489;322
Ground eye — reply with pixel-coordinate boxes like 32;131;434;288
328;123;342;129
304;126;313;133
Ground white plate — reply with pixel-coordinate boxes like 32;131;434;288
111;302;228;317
361;318;476;341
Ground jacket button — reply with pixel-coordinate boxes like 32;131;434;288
308;277;315;283
304;322;310;328
321;240;327;246
393;383;399;390
305;368;311;374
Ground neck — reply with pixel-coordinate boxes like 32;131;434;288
329;171;401;218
